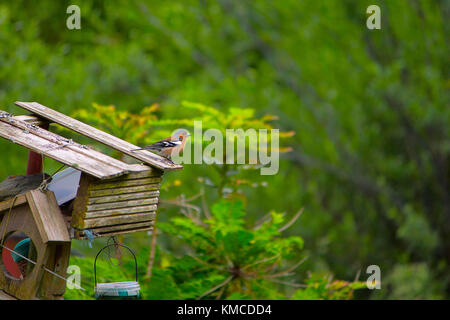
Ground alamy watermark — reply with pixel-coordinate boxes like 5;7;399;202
366;265;381;289
66;5;381;31
366;5;381;30
170;121;280;176
66;265;82;290
66;5;81;30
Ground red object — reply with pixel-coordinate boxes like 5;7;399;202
1;237;23;279
26;121;49;175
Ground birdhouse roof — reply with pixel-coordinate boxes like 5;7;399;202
0;101;182;179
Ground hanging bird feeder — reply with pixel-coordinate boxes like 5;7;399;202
94;243;140;299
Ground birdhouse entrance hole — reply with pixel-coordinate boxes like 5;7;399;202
0;231;37;281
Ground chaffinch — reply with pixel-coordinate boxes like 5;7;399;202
131;129;190;159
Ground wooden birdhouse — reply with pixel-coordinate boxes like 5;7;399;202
0;101;182;299
71;169;163;238
0;190;71;299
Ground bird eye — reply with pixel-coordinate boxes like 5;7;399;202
179;135;183;140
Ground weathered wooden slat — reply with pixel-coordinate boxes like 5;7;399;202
25;190;71;243
124;164;158;174
104;169;163;181
88;183;161;197
15;101;183;171
97;226;153;237
0;112;156;179
91;177;162;190
0;119;123;179
80;212;156;228
0;289;18;300
39;242;71;298
90;221;153;234
0;194;27;213
87;197;159;212
87;190;160;204
12;115;45;126
86;204;157;219
1;113;134;172
75;223;153;239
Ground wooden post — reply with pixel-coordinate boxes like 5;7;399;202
26;121;49;176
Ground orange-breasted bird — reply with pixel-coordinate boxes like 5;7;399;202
131;129;190;159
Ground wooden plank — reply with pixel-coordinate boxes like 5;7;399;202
3;113;134;172
88;183;161;197
0;112;153;179
0;290;17;300
26;189;71;243
91;177;162;190
39;242;72;298
88;190;160;204
93;225;152;235
0;194;27;213
12;114;46;126
85;204;157;219
80;212;156;228
87;197;159;211
75;224;153;239
97;226;153;237
0;118;124;179
15;101;183;171
111;169;163;180
124;164;158;174
89;221;153;234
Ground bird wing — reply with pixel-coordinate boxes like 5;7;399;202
130;136;183;152
147;139;181;150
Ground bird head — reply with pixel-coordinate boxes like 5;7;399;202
173;129;191;141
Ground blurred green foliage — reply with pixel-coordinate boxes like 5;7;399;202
65;199;364;300
0;0;448;299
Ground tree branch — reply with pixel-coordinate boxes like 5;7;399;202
265;256;308;279
197;275;233;300
278;208;304;232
